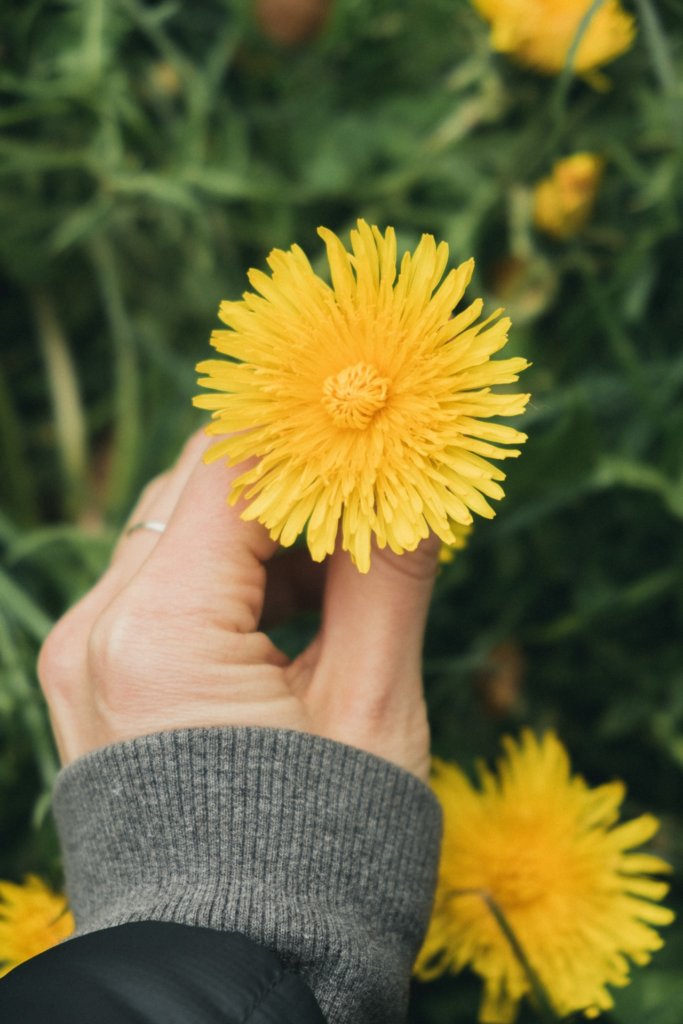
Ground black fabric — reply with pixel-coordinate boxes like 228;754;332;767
0;920;327;1023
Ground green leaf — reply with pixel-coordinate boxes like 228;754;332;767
0;567;52;642
592;458;683;519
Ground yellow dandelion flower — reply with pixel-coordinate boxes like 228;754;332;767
0;875;74;977
534;153;605;240
194;221;530;572
415;730;675;1022
472;0;636;80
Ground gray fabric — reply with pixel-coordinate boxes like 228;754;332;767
52;727;442;1024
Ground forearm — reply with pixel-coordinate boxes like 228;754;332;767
51;726;442;1024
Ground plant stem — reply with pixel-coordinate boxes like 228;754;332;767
449;888;560;1022
633;0;680;101
542;0;607;162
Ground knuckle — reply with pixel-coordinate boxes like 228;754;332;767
87;599;151;710
348;687;395;727
37;609;84;705
86;579;186;717
335;673;427;734
336;695;430;769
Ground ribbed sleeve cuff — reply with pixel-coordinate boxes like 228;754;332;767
52;727;442;1024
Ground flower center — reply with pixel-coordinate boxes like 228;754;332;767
486;826;570;911
321;362;390;429
490;864;549;909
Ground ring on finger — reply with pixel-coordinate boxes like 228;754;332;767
125;520;167;537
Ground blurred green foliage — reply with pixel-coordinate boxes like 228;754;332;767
1;0;682;1019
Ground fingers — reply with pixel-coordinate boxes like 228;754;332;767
38;432;214;729
136;447;280;634
62;431;212;639
43;431;226;684
294;535;439;779
308;535;440;704
110;430;211;582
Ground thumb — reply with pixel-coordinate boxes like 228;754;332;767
312;535;440;706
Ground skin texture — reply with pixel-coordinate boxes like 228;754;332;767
39;431;440;781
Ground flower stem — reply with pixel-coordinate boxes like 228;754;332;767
551;0;606;121
450;888;561;1022
541;0;607;165
480;892;561;1023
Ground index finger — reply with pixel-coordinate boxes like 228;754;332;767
138;446;279;634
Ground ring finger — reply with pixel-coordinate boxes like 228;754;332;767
110;429;211;586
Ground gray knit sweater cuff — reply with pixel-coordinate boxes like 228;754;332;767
52;727;442;1024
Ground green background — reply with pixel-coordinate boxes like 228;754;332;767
1;1;682;1020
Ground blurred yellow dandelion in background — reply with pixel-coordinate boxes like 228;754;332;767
472;0;636;80
439;520;473;563
195;220;530;572
0;875;74;977
415;730;674;1022
534;153;605;239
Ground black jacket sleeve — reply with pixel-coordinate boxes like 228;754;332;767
0;920;326;1024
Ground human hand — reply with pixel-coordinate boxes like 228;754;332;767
39;431;440;780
